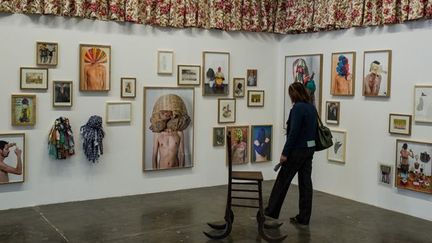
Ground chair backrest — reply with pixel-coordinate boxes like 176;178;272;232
226;130;233;180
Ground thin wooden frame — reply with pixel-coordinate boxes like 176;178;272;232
53;81;73;107
330;51;356;96
79;44;111;92
226;125;249;165
177;65;201;86
106;102;132;124
413;85;432;123
247;90;264;107
120;77;136;98
327;129;346;163
213;127;226;146
20;67;49;90
247;69;258;87
326;101;340;125
218;98;236;123
250;125;273;163
36;41;58;67
388;113;412;135
362;50;392;97
0;133;26;185
233;78;245;98
157;50;174;75
11;94;36;126
202;51;230;96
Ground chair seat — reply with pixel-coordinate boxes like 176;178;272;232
232;171;263;181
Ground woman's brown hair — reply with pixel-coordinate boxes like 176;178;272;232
288;82;311;103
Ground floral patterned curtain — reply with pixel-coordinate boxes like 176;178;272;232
1;0;432;34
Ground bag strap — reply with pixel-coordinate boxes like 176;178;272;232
315;108;324;127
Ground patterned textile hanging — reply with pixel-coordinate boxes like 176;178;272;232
48;117;75;160
80;115;105;163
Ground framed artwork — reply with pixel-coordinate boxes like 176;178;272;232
157;50;174;75
247;69;258;86
0;133;25;185
79;44;111;92
11;94;36;126
330;52;355;96
326;101;340;125
285;54;323;125
251;125;272;163
36;41;58;66
247;90;264;107
395;139;432;194
413;85;432;123
379;164;392;186
53;81;73;107
327;129;346;163
177;65;201;86
106;102;132;124
363;50;392;97
233;78;245;98
388;113;412;135
202;51;230;96
227;126;249;165
213;127;225;146
218;98;236;123
121;77;136;98
20;67;48;90
143;87;194;171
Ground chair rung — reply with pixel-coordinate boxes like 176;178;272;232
232;204;259;209
232;196;260;201
232;182;259;185
232;189;259;192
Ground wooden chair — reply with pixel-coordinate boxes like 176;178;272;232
203;131;287;242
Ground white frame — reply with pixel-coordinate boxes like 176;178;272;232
327;129;347;163
202;51;230;96
247;90;264;107
218;98;236;123
53;81;73;107
388;113;412;135
0;133;25;185
121;77;136;98
413;85;432;123
20;67;49;90
325;101;340;125
378;163;393;186
157;50;174;75
106;101;132;124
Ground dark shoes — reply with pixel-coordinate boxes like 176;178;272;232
289;216;309;226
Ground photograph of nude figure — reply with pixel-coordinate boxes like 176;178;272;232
330;51;356;96
362;50;392;97
0;133;25;185
79;44;111;92
143;87;194;171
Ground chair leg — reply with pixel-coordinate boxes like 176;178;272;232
207;208;234;229
203;208;233;239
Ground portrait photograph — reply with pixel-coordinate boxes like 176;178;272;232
247;69;257;86
36;41;58;66
388;113;411;135
247;90;264;107
330;52;355;96
327;129;346;163
227;126;249;165
395;139;432;194
106;102;132;124
0;133;25;185
213;127;225;146
251;125;272;163
413;85;432;123
218;98;236;123
233;78;245;98
202;51;230;96
363;50;392;97
177;65;201;86
157;50;174;75
53;81;72;107
379;163;392;186
11;94;36;126
326;101;340;125
143;87;194;171
121;77;136;98
79;44;111;92
20;67;48;90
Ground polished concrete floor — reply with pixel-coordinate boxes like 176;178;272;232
1;181;431;243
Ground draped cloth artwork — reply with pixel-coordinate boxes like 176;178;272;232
1;1;432;34
80;115;105;163
48;117;75;160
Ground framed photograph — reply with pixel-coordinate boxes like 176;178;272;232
251;125;272;163
157;50;174;75
0;133;25;185
395;139;432;194
247;90;264;107
213;127;225;146
227;126;249;165
177;65;201;86
11;94;36;126
413;85;432;123
326;101;340;125
53;81;73;107
330;52;355;96
389;113;412;135
379;163;392;186
233;78;245;98
327;129;346;163
218;98;236;123
20;67;48;90
36;41;58;66
247;69;258;86
202;51;230;96
106;102;132;124
79;44;111;92
363;50;392;97
143;87;194;171
121;77;136;98
285;54;323;126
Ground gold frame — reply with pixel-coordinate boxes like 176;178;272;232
105;101;132;124
79;44;111;92
362;50;392;97
388;113;412;135
327;129;347;163
11;94;36;126
218;98;236;123
177;64;201;86
20;67;49;90
250;124;273;163
413;84;432;123
157;50;174;75
330;51;356;96
213;127;226;146
202;51;230;96
120;77;136;98
233;78;245;98
36;41;58;67
325;101;340;125
0;132;26;185
247;90;265;107
226;125;250;165
53;81;73;107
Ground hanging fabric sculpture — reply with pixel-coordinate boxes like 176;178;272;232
48;117;75;160
80;115;105;163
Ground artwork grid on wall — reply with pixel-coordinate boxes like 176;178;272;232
226;125;249;165
36;41;58;67
79;44;111;92
326;101;340;125
202;51;230;96
330;51;356;96
177;65;201;86
0;133;25;185
53;81;73;107
20;67;48;90
251;125;272;163
106;101;132;124
247;90;265;107
157;50;174;75
120;77;136;98
362;50;392;97
11;94;36;126
327;129;346;163
213;127;226;146
218;98;236;123
388;113;412;135
413;85;432;123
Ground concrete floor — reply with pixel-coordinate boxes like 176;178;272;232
0;181;431;243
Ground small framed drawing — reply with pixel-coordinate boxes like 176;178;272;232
251;125;272;163
157;50;174;75
226;126;249;165
363;50;392;97
53;81;73;107
233;78;245;98
11;94;36;126
202;51;230;96
413;85;432;123
0;133;25;185
79;44;111;92
379;163;392;186
218;98;236;123
327;129;346;163
326;101;340;125
36;42;58;67
177;65;201;86
388;114;412;135
20;67;48;90
247;69;257;86
121;77;136;98
213;127;225;146
395;139;432;194
106;102;132;124
330;51;355;96
247;90;264;107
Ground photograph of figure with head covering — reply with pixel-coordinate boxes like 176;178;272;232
331;52;355;96
202;51;229;96
363;50;392;97
79;44;111;92
251;125;272;163
227;126;249;165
